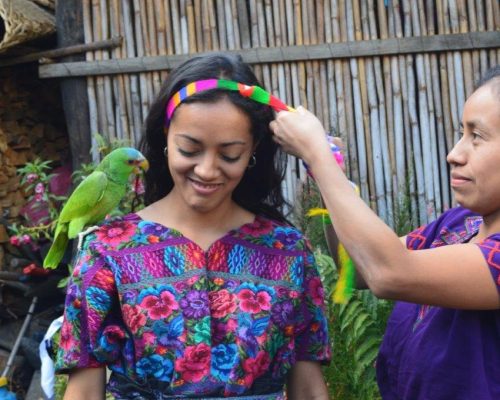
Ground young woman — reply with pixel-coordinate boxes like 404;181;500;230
270;66;500;399
56;53;330;400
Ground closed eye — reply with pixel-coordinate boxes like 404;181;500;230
178;148;199;157
221;155;241;163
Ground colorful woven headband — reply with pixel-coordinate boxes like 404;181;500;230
165;79;294;126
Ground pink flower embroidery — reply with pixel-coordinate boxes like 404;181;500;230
140;289;178;320
240;218;273;236
308;277;325;306
102;325;125;343
95;221;136;245
209;289;237;318
123;304;147;333
175;343;211;382
136;331;157;357
242;350;270;385
59;322;77;351
237;289;271;314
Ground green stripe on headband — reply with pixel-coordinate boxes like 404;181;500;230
165;79;294;126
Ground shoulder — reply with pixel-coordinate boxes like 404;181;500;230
407;206;482;249
80;213;170;253
235;215;309;252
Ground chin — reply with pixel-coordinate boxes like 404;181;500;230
189;201;217;213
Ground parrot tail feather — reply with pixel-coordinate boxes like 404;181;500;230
43;226;69;269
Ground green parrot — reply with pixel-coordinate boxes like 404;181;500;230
43;147;149;269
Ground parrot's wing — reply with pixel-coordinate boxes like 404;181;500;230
58;170;109;225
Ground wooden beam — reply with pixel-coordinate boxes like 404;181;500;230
55;0;92;169
39;31;500;78
0;37;122;67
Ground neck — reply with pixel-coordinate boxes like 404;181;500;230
477;208;500;239
158;192;250;234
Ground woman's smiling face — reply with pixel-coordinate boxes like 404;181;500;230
166;98;254;214
447;82;500;216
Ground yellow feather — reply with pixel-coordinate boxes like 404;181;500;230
306;208;329;217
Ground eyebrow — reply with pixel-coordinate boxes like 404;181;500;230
463;119;490;131
174;133;247;147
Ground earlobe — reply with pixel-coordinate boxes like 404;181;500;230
247;153;257;169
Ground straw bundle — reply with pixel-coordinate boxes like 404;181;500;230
0;0;55;53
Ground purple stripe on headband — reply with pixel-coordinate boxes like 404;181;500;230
196;79;218;91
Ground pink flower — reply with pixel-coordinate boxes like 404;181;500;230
209;289;237;318
226;318;238;332
136;331;157;357
59;322;77;351
9;235;20;246
140;289;178;320
123;304;147;333
174;281;188;292
240;218;273;236
243;351;270;385
142;331;156;345
95;221;136;245
26;173;38;183
175;343;211;382
34;193;44;201
21;234;31;244
34;183;45;194
102;325;125;343
308;277;325;306
237;289;271;314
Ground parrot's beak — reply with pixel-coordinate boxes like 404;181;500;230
135;158;149;174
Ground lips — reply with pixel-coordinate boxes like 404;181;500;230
188;178;222;195
450;172;471;187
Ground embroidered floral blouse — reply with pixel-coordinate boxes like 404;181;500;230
56;213;331;398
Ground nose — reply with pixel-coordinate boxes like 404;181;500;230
446;136;467;166
193;153;220;181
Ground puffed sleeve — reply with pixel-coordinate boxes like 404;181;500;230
55;237;125;372
476;233;500;293
294;240;331;364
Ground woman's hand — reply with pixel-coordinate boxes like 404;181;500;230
270;106;331;165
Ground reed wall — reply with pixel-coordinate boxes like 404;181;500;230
77;0;499;226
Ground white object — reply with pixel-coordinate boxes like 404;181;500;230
39;316;63;399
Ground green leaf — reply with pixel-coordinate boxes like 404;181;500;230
354;336;380;363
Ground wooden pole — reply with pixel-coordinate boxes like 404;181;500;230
56;0;92;169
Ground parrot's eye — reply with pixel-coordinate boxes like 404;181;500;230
127;160;135;165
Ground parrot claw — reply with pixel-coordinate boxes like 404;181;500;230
77;226;100;250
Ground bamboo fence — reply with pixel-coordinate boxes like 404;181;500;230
77;0;499;227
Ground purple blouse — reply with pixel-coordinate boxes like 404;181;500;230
377;207;500;400
55;213;330;398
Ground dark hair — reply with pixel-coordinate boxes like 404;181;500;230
140;53;290;223
476;65;500;99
